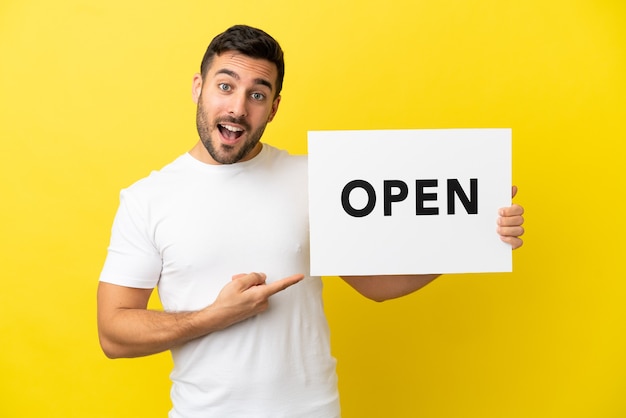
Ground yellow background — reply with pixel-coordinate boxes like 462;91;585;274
1;0;625;417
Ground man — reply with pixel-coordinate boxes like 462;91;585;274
97;25;525;417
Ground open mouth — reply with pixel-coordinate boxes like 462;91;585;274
218;123;245;142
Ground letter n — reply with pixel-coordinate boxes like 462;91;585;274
447;179;478;215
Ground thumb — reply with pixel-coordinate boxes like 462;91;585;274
232;272;267;288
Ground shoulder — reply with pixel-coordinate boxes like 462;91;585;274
263;144;308;172
121;154;193;201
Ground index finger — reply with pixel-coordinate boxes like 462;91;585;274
264;274;305;296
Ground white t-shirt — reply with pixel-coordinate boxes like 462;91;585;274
100;144;340;417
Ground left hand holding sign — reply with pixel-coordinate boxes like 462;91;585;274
497;186;525;249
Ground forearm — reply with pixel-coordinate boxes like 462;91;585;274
97;273;304;359
98;303;232;359
340;274;440;302
97;281;239;359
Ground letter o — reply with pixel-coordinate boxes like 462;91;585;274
341;180;376;217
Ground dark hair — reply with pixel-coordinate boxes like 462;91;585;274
200;25;285;98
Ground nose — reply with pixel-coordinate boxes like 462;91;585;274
228;92;247;118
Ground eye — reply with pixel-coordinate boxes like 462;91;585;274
251;92;265;101
218;83;231;92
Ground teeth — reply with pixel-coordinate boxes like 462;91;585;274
221;124;243;132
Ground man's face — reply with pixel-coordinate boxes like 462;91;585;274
192;51;281;165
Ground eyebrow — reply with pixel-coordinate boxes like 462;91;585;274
215;68;274;91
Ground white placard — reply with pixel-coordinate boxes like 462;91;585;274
308;129;512;276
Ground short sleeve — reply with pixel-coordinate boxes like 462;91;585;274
99;189;162;289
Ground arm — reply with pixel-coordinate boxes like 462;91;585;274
97;272;303;358
340;274;440;302
341;186;525;302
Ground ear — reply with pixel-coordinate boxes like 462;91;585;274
267;95;281;122
191;73;203;104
